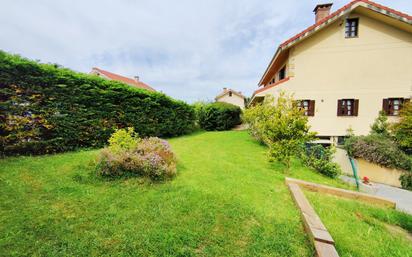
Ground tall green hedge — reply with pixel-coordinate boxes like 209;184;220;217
198;102;241;131
0;51;195;156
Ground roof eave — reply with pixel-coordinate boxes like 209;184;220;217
258;47;281;86
215;90;245;100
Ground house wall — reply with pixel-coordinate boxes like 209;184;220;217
217;94;245;109
256;11;412;137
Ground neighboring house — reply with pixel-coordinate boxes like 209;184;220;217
215;88;246;109
250;0;412;144
90;67;155;91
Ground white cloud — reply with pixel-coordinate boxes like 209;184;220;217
1;0;411;102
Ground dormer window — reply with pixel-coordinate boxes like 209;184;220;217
279;66;286;80
345;18;359;38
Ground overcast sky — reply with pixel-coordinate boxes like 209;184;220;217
1;0;411;103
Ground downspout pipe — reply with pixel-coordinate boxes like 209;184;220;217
349;157;360;191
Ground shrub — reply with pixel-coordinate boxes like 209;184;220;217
108;127;140;153
242;99;267;143
370;111;391;137
198;102;241;131
97;128;177;180
393;101;412;154
400;173;412;190
344;134;412;190
192;101;209;129
243;92;316;169
0;51;195;156
301;144;341;178
344;134;412;171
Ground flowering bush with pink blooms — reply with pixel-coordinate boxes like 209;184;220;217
97;128;177;180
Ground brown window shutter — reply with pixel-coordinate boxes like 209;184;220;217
337;100;342;116
353;99;359;116
382;99;389;115
309;100;315;116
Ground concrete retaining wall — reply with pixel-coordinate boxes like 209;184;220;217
333;148;404;188
356;159;403;188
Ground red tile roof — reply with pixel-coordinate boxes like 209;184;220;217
280;0;412;48
92;67;155;91
259;0;412;86
253;0;412;100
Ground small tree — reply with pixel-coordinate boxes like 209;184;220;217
244;92;316;170
393;101;412;154
370;111;390;137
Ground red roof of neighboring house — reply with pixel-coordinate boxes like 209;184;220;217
91;67;155;91
258;0;412;86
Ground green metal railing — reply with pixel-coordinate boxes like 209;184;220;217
349;157;360;191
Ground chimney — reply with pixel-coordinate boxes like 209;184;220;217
313;3;333;23
134;75;140;81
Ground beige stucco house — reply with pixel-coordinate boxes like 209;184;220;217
250;0;412;144
215;88;246;109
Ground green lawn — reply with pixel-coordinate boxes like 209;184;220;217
305;190;412;257
0;131;411;256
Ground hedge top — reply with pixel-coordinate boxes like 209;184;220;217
0;50;195;156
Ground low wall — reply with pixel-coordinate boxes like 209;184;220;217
356;159;403;188
333;148;352;175
333;148;404;188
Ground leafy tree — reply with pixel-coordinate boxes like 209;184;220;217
370;111;390;137
393;101;412;154
244;92;316;170
242;99;267;143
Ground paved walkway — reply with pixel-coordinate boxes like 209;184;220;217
340;175;412;215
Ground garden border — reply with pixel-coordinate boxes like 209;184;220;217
286;177;397;257
287;182;339;257
285;177;396;208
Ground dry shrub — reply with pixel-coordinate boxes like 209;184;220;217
97;128;177;181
